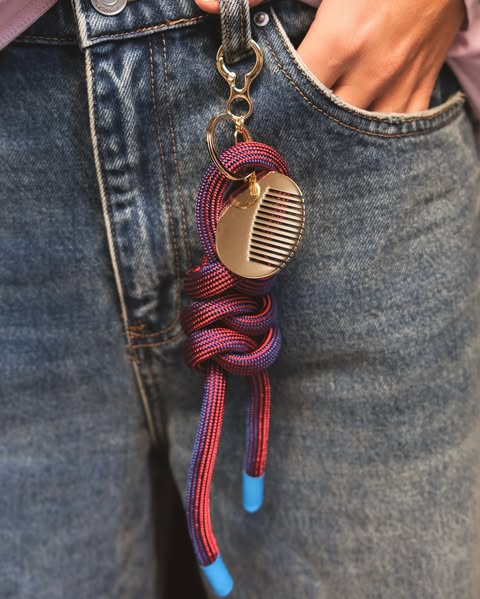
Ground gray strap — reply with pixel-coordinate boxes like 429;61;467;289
219;0;252;64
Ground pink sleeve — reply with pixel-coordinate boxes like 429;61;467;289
0;0;57;51
460;0;480;30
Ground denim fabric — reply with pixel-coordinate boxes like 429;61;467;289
1;0;480;598
219;0;251;63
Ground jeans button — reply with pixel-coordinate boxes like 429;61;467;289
91;0;127;16
253;11;269;27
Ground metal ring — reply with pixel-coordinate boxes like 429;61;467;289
216;40;264;122
206;112;256;181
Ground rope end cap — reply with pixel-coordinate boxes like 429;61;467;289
242;471;264;513
201;554;234;597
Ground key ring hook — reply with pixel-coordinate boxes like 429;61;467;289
216;39;263;122
206;112;256;182
206;40;264;186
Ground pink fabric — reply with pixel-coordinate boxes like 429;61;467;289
0;0;57;49
447;8;480;128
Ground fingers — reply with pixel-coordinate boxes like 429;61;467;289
295;1;364;91
294;0;437;114
194;0;264;14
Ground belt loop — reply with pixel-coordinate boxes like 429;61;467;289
219;0;252;64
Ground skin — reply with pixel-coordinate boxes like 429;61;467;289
194;0;466;113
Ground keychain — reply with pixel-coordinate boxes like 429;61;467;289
181;38;305;597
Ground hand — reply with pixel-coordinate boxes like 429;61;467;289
195;0;466;113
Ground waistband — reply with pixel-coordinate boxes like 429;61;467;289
18;0;210;49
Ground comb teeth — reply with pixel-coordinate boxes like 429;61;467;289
215;172;304;279
248;187;304;268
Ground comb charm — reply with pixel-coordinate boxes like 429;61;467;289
215;171;304;279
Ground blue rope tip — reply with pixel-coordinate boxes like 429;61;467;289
201;554;234;597
242;471;264;513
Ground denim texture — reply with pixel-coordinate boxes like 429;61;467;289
219;0;251;63
1;0;480;597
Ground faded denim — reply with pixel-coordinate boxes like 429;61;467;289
1;0;479;598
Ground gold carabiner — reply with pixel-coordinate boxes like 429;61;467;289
216;39;264;122
206;39;264;186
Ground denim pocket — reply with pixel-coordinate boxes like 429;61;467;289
255;1;467;138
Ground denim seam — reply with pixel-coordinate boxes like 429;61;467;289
129;329;185;350
86;49;158;443
87;16;204;43
269;8;465;126
260;27;465;138
161;31;192;269
80;0;92;43
148;39;182;334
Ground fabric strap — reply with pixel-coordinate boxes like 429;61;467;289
219;0;252;64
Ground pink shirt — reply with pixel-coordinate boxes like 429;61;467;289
0;0;479;138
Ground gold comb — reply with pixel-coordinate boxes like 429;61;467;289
215;171;304;279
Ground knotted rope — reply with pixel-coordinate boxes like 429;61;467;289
181;141;289;576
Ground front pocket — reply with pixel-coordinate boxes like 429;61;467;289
254;1;467;138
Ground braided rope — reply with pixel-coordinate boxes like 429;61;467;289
181;141;289;568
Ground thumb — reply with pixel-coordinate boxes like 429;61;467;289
194;0;264;14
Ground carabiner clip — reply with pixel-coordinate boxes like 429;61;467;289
216;39;263;123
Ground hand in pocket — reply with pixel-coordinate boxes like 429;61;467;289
195;0;467;114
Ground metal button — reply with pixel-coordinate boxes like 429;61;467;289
91;0;127;16
253;11;269;27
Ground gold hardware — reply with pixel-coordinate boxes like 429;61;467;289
215;171;305;279
206;40;264;185
206;113;254;182
216;40;263;122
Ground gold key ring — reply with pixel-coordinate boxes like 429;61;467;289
206;40;264;184
206;112;254;182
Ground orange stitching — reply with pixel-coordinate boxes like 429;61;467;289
129;329;185;350
148;40;182;335
260;28;464;138
89;16;204;42
161;32;193;268
128;320;182;339
128;323;146;336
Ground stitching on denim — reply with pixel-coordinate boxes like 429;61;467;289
267;9;465;129
88;16;204;42
260;28;465;138
161;32;192;269
129;323;146;336
148;40;182;334
270;9;463;125
88;49;158;443
128;320;183;339
88;55;131;333
129;329;185;349
80;0;92;42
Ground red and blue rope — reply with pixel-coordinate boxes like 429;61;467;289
181;141;289;596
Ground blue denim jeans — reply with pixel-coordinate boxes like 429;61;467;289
1;0;479;597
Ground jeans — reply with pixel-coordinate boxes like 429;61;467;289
1;0;479;597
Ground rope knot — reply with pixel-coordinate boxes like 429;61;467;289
181;141;289;572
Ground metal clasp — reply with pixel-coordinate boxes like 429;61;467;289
206;40;264;188
217;39;263;123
